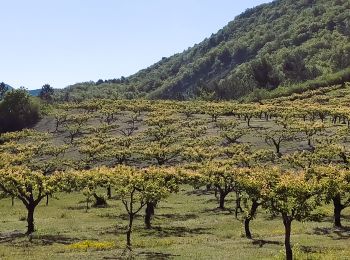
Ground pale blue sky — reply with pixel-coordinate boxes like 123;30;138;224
0;0;270;90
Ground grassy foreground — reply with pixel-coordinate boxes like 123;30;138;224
0;186;349;260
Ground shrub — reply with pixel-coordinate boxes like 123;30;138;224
0;89;40;133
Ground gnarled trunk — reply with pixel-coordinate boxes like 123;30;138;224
235;192;243;218
244;200;259;239
333;194;343;228
219;192;226;209
145;202;155;229
93;193;107;207
107;185;112;199
26;205;35;235
282;214;293;260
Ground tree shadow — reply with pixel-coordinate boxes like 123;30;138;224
98;212;119;219
312;227;350;240
66;205;87;210
251;239;282;247
0;231;78;246
141;226;211;238
157;213;198;221
185;189;214;196
299;245;320;254
200;207;234;215
116;214;143;221
0;231;25;243
137;251;179;259
314;214;350;223
102;251;179;260
205;198;220;204
29;234;79;245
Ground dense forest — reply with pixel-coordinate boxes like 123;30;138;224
55;0;350;101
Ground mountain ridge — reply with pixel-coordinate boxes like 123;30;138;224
0;83;41;97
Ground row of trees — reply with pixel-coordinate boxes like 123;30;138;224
1;126;350;259
1;156;349;260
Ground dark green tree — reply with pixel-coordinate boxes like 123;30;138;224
0;89;40;133
39;84;54;102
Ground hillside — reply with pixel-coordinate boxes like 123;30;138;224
55;0;350;101
1;83;13;91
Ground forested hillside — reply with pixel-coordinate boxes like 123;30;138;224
56;0;350;101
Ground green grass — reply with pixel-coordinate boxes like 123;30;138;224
1;186;349;259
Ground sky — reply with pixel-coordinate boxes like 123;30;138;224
0;0;270;90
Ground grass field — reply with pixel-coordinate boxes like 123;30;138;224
1;186;350;259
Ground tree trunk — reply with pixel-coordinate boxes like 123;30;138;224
308;138;311;147
235;192;243;218
206;184;211;191
219;192;226;209
145;202;155;229
93;193;107;207
11;196;14;207
126;214;134;248
46;194;49;206
283;214;293;260
333;194;343;228
107;185;112;199
244;200;259;239
275;143;280;156
26;205;35;235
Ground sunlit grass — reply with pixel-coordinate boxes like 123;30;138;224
0;186;349;259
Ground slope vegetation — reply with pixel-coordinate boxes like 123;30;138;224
56;0;350;101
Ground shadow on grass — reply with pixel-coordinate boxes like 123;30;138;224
29;234;79;245
102;251;179;260
200;207;234;216
116;214;143;221
312;227;350;240
137;251;179;259
205;198;220;204
299;245;321;254
157;213;198;221
309;214;350;223
98;212;120;219
141;226;211;238
0;231;78;245
66;205;88;211
252;239;282;247
0;231;25;243
185;189;214;196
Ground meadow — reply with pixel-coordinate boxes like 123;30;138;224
1;187;349;259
